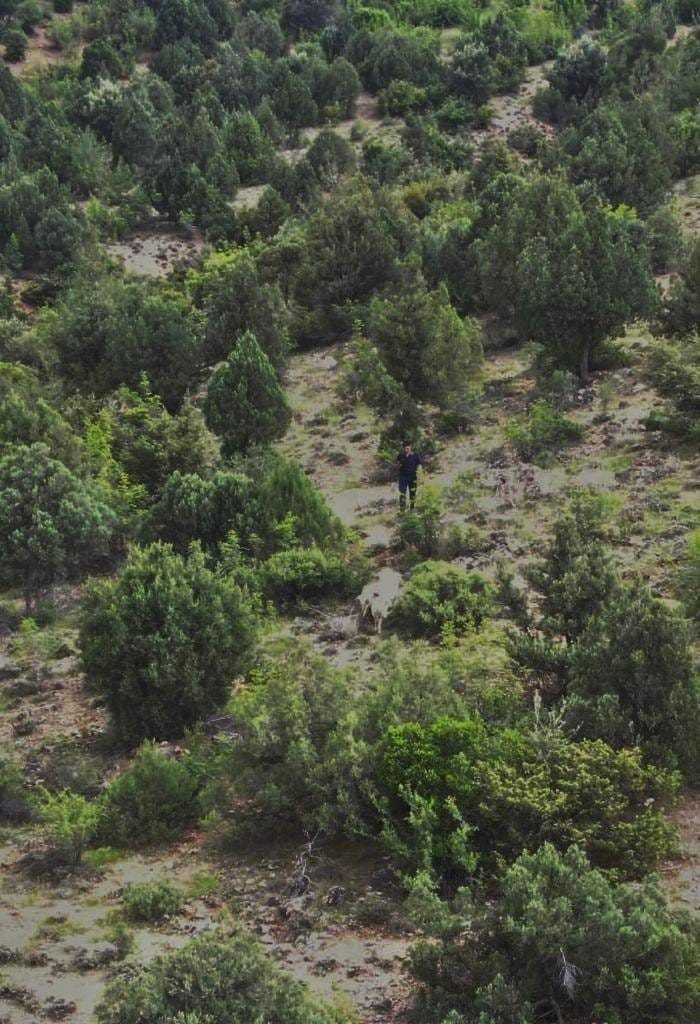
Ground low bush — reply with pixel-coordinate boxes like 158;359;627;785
505;399;583;463
97;743;204;849
96;929;352;1024
202;641;354;841
394;484;444;557
122;881;185;922
376;718;678;880
410;843;700;1024
260;546;361;605
390;561;494;639
80;543;257;744
37;788;100;868
645;337;700;439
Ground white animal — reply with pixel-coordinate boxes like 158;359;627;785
357;567;403;634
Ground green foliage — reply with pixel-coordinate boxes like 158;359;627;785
395;484;445;557
296;176;413;340
338;330;408;411
366;277;482;407
0;362;81;466
567;581;700;772
524;490;620;646
96;928;352;1024
479;176;656;380
645;335;700;437
122;881;185;922
656;237;700;338
204;641;354;839
41;277;202;412
37;788;100;868
203;331;292;456
96;379;215;499
0;443;116;614
505;399;583;464
194;250;289;370
306;128;356;189
148;455;341;558
391;561;493;639
4;29;28;63
260;546;363;605
80;543;257;744
409;844;700;1024
376;719;677;879
98;743;203;848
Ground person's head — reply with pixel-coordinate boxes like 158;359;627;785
402;439;412;453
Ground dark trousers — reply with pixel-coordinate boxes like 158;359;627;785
399;475;417;510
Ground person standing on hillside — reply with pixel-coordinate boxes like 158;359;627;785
396;439;423;511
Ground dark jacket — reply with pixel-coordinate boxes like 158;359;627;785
396;450;422;480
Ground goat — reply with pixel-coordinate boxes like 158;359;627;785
356;567;403;634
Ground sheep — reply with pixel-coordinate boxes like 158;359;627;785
356;567;403;634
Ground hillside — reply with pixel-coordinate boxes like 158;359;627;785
1;0;700;1022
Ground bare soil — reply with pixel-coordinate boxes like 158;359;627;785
105;227;205;278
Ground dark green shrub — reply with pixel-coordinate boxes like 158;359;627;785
391;561;493;639
410;843;700;1024
4;30;28;63
505;399;583;464
260;546;362;605
376;718;678;880
122;881;184;922
80;543;257;745
567;581;700;773
96;929;351;1024
380;80;429;116
202;641;353;840
645;336;700;438
97;743;203;848
203;331;292;456
394;484;444;557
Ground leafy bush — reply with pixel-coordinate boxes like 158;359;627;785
98;743;204;849
410;843;700;1024
203;642;354;841
122;881;185;922
337;332;407;412
80;543;257;744
394;484;444;557
4;30;28;63
567;581;700;773
260;546;363;605
380;80;429;115
37;788;100;868
505;399;583;463
391;561;493;639
645;336;700;438
376;718;678;880
96;929;351;1024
